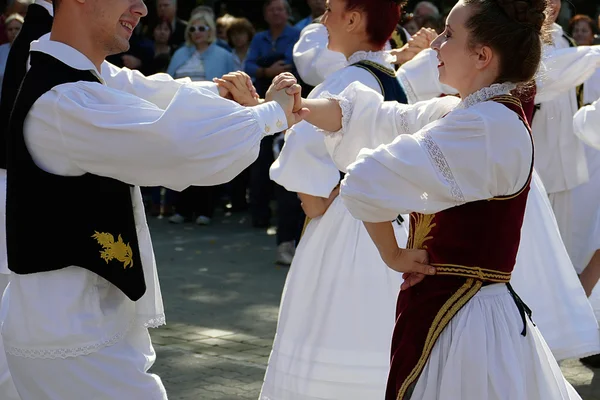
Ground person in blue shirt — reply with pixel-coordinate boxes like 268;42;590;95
294;0;326;31
244;0;300;98
244;0;304;265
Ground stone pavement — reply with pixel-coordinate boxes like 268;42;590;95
146;212;600;400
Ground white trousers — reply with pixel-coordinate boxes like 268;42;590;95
549;190;573;258
0;274;19;400
5;323;167;400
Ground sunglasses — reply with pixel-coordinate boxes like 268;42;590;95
189;25;210;33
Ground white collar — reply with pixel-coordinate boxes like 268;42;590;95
456;82;517;109
347;49;394;69
29;39;105;84
34;0;54;17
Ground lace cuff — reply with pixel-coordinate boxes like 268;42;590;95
317;90;354;136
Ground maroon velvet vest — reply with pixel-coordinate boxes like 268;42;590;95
387;95;534;400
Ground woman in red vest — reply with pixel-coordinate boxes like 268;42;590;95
271;0;583;398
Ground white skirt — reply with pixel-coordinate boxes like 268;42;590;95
410;284;581;400
511;171;600;360
571;145;600;274
260;197;407;400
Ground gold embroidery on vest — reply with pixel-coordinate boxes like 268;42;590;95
408;213;436;249
391;30;404;49
92;232;134;268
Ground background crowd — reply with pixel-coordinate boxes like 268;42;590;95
0;0;598;265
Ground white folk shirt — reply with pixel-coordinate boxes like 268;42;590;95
1;39;287;359
532;24;589;194
322;82;533;222
575;99;600;150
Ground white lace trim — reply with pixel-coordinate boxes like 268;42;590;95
139;314;166;329
348;50;394;67
456;82;517;110
3;313;165;360
419;131;465;203
317;91;354;136
397;71;417;105
4;323;133;360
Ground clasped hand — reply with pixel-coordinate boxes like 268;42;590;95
214;71;308;128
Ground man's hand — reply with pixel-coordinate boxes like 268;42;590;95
381;247;434;289
390;28;437;65
214;71;260;106
122;55;143;70
265;60;293;78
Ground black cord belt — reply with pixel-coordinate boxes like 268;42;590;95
506;282;535;337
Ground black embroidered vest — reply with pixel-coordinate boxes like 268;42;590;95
6;51;146;301
0;3;53;169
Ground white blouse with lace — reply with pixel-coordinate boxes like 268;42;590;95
322;82;533;222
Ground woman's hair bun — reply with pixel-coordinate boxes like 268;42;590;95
495;0;547;32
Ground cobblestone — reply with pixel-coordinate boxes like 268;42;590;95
146;213;600;399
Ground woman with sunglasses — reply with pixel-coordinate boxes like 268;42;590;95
166;13;235;226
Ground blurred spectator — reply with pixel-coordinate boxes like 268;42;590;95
148;18;175;74
401;13;419;36
156;0;187;48
568;14;596;46
294;0;326;31
191;5;215;19
245;0;299;98
244;0;300;229
166;12;235;226
420;14;442;33
227;17;254;71
167;13;234;81
413;1;440;27
215;13;235;51
106;24;154;75
0;0;31;44
0;13;23;95
596;15;600;45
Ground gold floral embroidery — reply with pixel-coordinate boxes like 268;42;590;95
92;232;134;268
407;213;436;249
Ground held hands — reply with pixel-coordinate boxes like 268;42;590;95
214;71;260;106
265;73;309;127
390;28;438;65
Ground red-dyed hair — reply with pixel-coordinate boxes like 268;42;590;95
344;0;403;48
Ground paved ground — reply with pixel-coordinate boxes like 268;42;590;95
146;211;600;400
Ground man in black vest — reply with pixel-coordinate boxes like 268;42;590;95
0;2;53;400
2;0;302;398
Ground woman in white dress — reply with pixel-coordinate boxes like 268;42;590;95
284;0;582;398
394;42;600;361
259;1;457;399
291;13;600;362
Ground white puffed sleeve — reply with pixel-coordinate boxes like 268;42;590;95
293;24;348;87
574;99;600;150
340;102;533;222
396;49;458;103
535;45;600;104
321;82;460;172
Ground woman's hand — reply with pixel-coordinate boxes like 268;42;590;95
214;71;260;106
299;185;340;219
266;72;303;111
381;248;433;290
